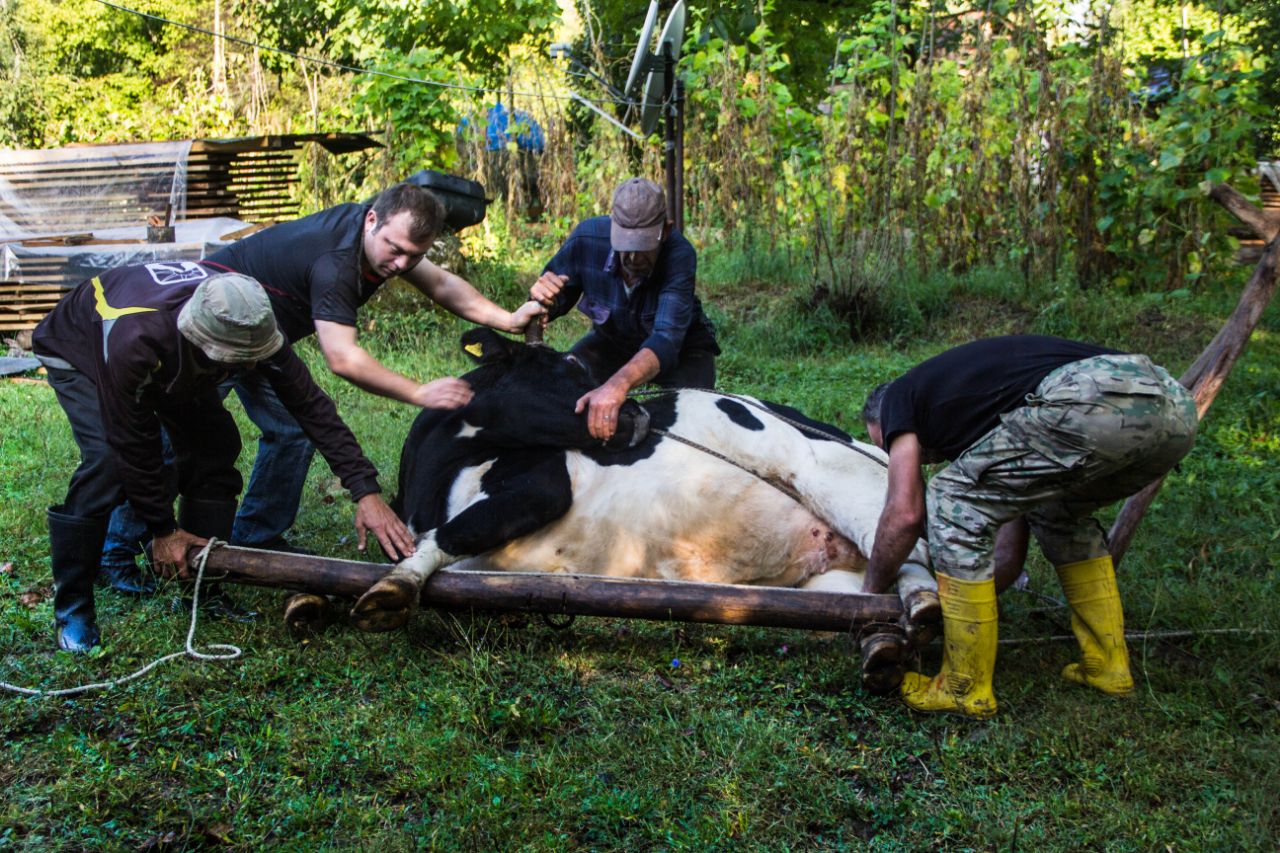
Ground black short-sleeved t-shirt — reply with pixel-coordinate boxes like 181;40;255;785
206;203;387;344
879;335;1121;460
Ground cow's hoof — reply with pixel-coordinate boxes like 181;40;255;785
284;592;333;640
903;589;942;649
350;576;419;632
860;632;907;696
904;589;941;624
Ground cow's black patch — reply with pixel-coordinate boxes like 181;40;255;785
760;400;852;442
436;450;573;554
393;408;484;530
716;398;764;431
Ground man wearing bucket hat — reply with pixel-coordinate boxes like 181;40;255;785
529;177;719;441
98;182;544;586
32;265;411;651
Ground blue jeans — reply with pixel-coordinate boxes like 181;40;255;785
101;371;316;561
100;432;174;570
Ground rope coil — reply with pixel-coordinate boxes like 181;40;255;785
0;538;243;698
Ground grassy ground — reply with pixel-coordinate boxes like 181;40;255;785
1;244;1277;850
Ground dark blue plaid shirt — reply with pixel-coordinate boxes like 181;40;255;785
542;216;717;372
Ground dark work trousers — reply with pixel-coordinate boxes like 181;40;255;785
570;331;717;391
45;366;243;525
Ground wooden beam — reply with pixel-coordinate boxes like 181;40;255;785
197;545;905;633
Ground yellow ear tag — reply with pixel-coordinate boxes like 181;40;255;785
464;342;484;358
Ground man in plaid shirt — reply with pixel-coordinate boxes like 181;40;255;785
529;178;719;442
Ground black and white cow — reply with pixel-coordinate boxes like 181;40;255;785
348;329;939;671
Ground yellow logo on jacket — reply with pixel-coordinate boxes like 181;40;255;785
92;277;157;320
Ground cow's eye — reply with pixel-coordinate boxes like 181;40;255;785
565;354;584;370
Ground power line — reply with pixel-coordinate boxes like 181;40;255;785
90;0;626;106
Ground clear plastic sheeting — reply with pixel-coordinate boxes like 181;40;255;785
0;217;253;286
0;140;193;240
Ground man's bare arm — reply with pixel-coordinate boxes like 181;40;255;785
862;432;928;594
314;320;472;409
405;259;543;333
576;348;660;441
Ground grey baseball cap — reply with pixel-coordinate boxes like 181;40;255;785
610;178;667;252
177;272;284;363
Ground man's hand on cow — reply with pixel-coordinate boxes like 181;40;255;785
355;494;416;560
411;376;474;409
508;300;546;334
150;528;208;579
530;272;568;307
575;380;628;441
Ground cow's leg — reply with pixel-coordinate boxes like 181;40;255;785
861;563;942;693
283;592;334;639
795;567;928;695
352;454;573;632
896;561;942;648
351;531;454;632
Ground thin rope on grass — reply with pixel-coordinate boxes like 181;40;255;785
998;627;1275;647
0;539;243;698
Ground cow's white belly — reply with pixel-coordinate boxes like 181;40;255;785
481;443;867;586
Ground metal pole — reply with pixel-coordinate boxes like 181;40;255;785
675;77;685;232
662;43;676;224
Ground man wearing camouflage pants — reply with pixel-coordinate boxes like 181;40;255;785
859;336;1197;719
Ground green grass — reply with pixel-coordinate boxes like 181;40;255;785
1;244;1278;850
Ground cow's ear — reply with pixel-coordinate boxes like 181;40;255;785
460;328;518;364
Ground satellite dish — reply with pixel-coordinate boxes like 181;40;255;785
639;0;686;136
623;0;661;99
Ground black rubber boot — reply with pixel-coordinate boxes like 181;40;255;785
175;497;258;623
48;507;107;653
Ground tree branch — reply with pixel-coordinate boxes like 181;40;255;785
1109;213;1278;565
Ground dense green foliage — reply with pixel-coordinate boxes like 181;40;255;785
2;1;1272;302
675;0;1268;313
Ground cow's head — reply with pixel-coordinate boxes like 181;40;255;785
457;329;650;451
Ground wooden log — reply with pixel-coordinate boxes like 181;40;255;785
196;545;905;633
1208;183;1280;242
1108;185;1279;565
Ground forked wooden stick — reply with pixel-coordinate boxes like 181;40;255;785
1109;184;1279;565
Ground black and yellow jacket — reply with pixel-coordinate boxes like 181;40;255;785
33;261;382;535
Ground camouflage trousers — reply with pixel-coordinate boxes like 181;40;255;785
927;354;1198;579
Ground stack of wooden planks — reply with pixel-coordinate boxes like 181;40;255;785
0;133;379;333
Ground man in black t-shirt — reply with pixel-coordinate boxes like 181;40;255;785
861;335;1197;719
102;183;544;567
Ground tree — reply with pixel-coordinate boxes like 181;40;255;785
232;0;560;83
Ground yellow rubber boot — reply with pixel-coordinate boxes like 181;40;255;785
900;574;998;719
1055;555;1134;696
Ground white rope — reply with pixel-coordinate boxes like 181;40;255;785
0;539;243;698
